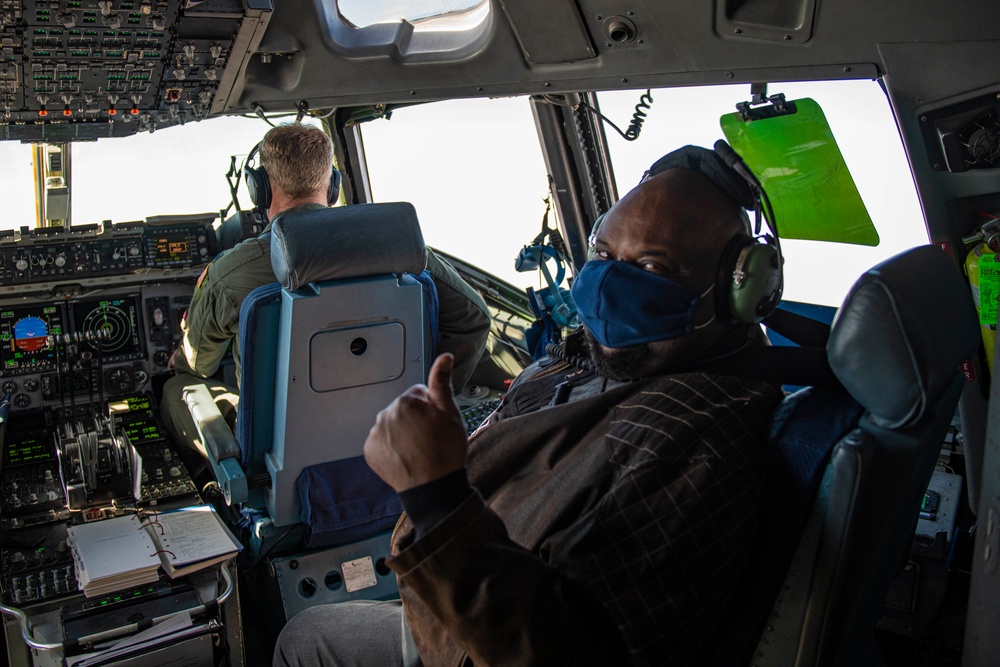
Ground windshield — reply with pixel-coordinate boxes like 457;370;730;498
360;96;550;289
0;115;278;232
598;80;926;306
359;81;925;307
0;81;925;310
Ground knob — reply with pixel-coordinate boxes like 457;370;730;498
15;258;27;271
55;254;66;267
169;466;181;477
197;234;207;243
199;247;208;256
129;246;141;256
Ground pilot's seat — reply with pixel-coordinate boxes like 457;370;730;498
713;245;979;665
183;202;435;621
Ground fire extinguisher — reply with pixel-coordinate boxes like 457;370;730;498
963;217;1000;373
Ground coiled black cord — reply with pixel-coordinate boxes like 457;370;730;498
544;340;596;373
579;89;653;142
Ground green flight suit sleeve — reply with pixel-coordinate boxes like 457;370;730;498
425;250;491;390
173;261;242;379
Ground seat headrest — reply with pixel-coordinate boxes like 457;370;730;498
827;245;979;429
270;202;428;290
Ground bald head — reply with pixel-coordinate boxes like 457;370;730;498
616;168;749;239
583;167;750;377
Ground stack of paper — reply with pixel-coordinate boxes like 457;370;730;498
66;505;243;598
66;516;161;598
149;505;242;578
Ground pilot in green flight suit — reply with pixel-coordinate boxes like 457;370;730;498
160;123;490;482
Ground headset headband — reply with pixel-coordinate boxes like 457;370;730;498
644;143;758;211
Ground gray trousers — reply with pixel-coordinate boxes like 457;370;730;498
272;600;421;667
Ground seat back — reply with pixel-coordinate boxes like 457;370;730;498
715;246;979;665
239;203;432;530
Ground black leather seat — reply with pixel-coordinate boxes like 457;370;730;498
713;245;979;666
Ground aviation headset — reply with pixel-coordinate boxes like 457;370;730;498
587;140;783;325
243;140;343;211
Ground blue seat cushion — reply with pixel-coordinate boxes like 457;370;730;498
297;456;404;549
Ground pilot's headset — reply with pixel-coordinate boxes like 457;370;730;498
586;140;783;324
243;141;343;212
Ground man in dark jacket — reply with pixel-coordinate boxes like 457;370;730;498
273;145;784;666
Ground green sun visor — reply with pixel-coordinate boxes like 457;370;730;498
720;98;879;246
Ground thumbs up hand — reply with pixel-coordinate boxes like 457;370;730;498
363;354;469;492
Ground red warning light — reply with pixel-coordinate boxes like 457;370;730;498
39;108;48;117
62;108;72;117
108;107;117;115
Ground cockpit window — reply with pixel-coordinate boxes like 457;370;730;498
0;115;322;232
1;143;36;232
336;0;486;29
71;116;273;226
320;0;492;61
359;96;549;289
596;80;928;307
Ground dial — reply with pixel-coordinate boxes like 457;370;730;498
12;316;49;352
12;393;30;408
21;378;38;392
1;380;16;395
104;367;135;394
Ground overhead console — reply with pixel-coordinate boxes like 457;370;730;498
0;0;273;140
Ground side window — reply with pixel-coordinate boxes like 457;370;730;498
597;81;927;307
359;97;551;289
0;144;38;231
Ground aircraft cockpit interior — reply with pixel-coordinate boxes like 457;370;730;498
0;0;998;665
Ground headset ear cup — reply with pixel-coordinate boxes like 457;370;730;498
716;235;747;323
245;165;271;211
726;239;783;323
587;211;608;261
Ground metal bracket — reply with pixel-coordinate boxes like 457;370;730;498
737;84;797;122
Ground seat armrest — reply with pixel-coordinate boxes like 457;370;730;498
181;383;248;506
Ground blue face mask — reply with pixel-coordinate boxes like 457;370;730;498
571;260;714;348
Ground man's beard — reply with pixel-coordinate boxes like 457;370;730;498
584;329;652;380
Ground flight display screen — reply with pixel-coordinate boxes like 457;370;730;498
0;305;63;373
150;231;191;263
5;432;54;467
70;295;144;361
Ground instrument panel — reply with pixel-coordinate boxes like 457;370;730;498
0;284;191;412
0;214;217;288
0;218;211;610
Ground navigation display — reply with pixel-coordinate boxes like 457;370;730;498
0;305;63;373
70;295;144;362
